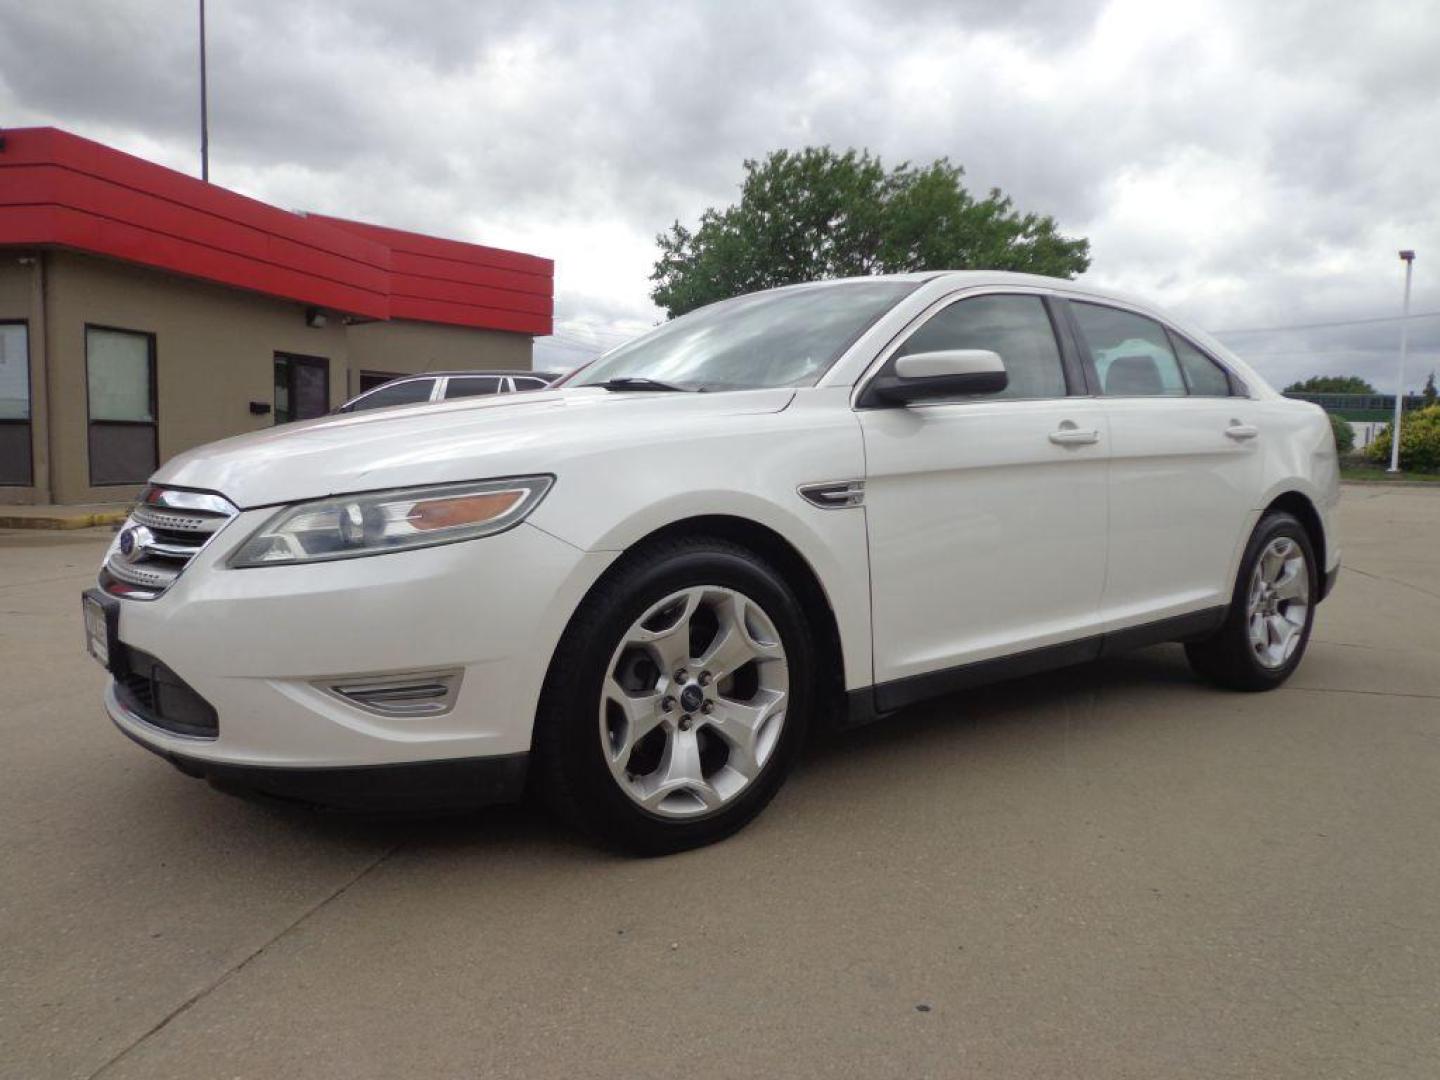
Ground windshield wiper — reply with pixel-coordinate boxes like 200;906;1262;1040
591;377;693;393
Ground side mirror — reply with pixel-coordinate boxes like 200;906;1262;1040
864;349;1008;405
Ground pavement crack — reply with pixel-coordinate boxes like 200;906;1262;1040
1287;685;1440;702
1342;563;1440;604
85;841;402;1080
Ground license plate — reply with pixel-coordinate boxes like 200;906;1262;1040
83;594;110;668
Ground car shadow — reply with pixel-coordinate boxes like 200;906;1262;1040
811;644;1202;762
128;643;1215;863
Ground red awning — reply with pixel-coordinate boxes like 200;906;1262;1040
0;127;552;336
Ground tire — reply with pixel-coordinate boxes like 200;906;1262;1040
533;535;816;855
1185;511;1318;691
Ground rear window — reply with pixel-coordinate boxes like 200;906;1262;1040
1170;334;1233;396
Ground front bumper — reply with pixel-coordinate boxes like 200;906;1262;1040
97;513;615;792
109;687;528;812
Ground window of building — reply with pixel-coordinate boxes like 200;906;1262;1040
87;325;158;486
895;294;1068;400
274;353;331;423
359;370;403;393
1070;303;1187;397
1169;333;1234;396
443;376;502;399
0;321;32;486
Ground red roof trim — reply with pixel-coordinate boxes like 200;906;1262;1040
0;128;552;335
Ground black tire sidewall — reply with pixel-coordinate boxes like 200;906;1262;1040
545;542;815;853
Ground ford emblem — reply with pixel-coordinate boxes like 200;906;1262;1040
118;525;154;563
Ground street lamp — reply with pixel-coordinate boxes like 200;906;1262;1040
1388;249;1416;473
199;0;209;182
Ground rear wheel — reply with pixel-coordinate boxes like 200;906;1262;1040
535;537;815;854
1186;511;1316;690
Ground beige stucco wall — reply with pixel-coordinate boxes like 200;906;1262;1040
344;319;533;396
28;252;533;505
43;251;351;504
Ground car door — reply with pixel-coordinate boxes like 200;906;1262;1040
858;290;1111;701
1063;299;1262;626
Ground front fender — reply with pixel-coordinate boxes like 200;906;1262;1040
527;401;873;689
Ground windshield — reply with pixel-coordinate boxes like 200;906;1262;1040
566;280;919;391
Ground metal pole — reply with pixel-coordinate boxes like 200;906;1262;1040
199;0;209;182
1388;250;1415;472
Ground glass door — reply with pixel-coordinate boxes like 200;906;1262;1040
274;353;331;423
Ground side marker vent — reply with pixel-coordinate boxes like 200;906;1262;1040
798;480;865;509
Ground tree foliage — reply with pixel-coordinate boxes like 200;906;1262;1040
1423;371;1437;406
1329;413;1355;455
650;148;1091;317
1368;405;1440;473
1283;375;1378;394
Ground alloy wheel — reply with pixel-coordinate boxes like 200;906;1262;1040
1246;536;1310;669
599;586;789;818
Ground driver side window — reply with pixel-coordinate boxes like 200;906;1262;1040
895;294;1067;400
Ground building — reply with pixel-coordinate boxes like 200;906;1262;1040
0;127;553;505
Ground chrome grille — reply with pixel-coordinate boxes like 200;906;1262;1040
100;486;238;600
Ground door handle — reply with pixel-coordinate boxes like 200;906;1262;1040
1225;421;1259;441
1049;426;1100;445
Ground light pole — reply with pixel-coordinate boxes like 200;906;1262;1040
1388;249;1415;473
199;0;209;182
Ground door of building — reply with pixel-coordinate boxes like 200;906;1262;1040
274;353;330;423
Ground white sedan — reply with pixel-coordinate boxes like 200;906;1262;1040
84;272;1340;853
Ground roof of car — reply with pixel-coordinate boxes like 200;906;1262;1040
787;272;1206;333
383;370;564;380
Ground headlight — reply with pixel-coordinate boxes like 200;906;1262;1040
227;476;553;567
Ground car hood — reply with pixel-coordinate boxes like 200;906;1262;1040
154;387;797;508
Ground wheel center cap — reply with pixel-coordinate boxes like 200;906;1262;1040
679;683;705;713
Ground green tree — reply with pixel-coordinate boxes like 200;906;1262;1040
1329;413;1355;455
1283;375;1378;394
1368;405;1440;473
650;148;1091;317
1423;371;1437;406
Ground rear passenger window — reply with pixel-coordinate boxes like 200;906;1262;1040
1071;303;1186;397
1170;334;1233;396
896;294;1067;400
444;377;502;399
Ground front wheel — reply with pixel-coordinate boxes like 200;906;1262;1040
534;537;815;854
1186;510;1317;691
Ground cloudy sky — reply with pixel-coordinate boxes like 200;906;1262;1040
2;0;1438;390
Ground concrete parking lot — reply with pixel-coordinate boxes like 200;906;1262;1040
2;486;1438;1080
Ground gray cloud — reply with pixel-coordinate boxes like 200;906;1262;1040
2;0;1437;387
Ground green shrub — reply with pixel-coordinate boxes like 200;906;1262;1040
1328;413;1355;455
1367;404;1440;472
